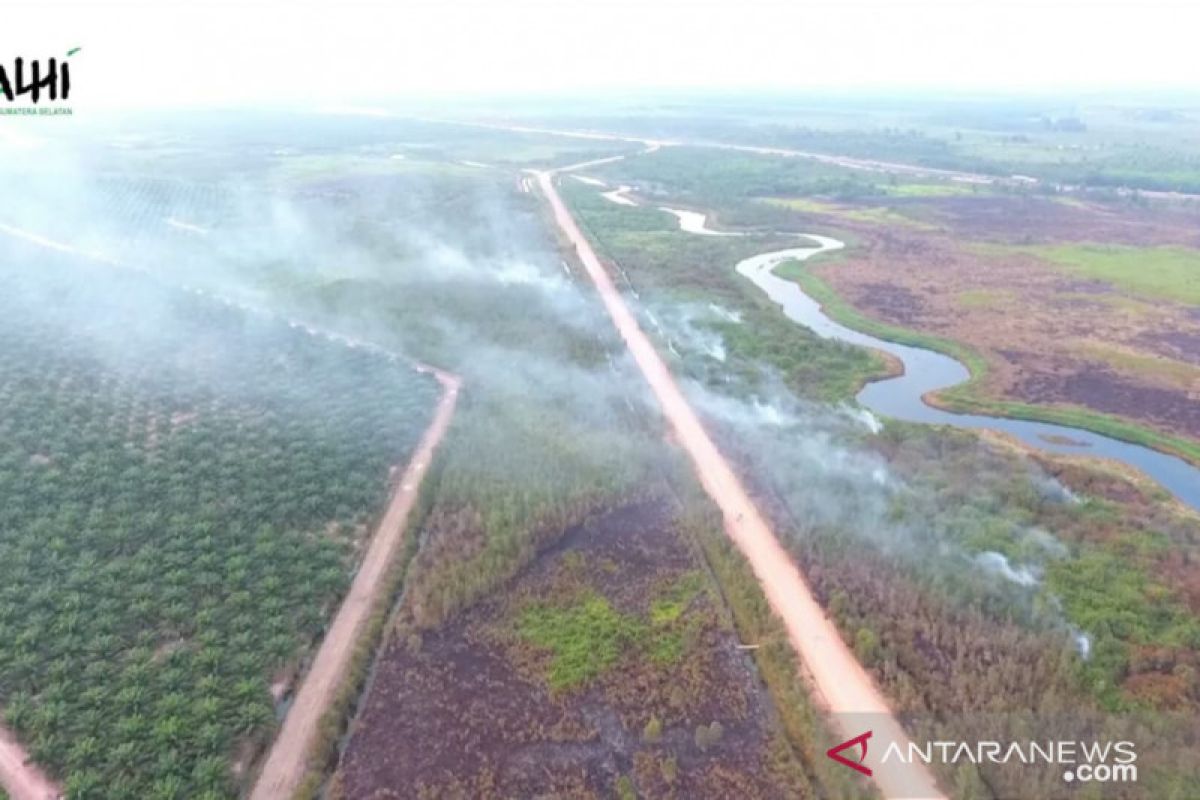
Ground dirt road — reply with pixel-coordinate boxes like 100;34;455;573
536;166;945;799
250;367;461;800
0;726;59;800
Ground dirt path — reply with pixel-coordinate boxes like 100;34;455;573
250;366;461;800
536;165;945;799
0;726;59;800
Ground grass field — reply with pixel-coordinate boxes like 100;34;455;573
1022;243;1200;305
765;197;937;229
883;182;982;197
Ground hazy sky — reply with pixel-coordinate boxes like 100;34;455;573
7;0;1199;109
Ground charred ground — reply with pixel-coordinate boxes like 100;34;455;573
336;499;808;800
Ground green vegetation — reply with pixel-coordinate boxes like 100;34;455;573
1047;539;1200;710
766;196;937;229
563;180;889;403
0;260;438;798
518;593;642;690
649;571;705;626
715;409;1200;793
590;145;880;202
517;571;708;691
1078;342;1198;387
883;182;981;197
1022;243;1200;305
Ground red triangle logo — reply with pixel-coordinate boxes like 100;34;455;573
826;730;873;776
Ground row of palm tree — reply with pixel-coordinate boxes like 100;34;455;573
0;258;439;799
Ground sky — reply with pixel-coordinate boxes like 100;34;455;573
4;0;1199;109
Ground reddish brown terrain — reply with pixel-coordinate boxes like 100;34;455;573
335;501;806;800
786;194;1200;444
0;725;59;800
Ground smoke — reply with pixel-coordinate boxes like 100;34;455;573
975;551;1039;587
845;406;883;434
1074;631;1092;660
0;112;667;502
707;302;742;323
1032;471;1082;505
685;376;903;540
680;368;1090;650
643;301;734;364
0;112;1093;664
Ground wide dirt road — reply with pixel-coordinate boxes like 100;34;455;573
0;726;59;800
250;367;460;800
536;167;944;800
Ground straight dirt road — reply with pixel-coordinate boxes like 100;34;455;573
250;367;460;800
0;726;59;800
536;164;945;800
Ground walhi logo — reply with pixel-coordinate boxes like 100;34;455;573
0;48;79;115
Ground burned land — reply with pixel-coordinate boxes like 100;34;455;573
797;194;1200;445
336;500;807;800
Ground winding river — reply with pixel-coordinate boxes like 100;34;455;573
734;234;1200;511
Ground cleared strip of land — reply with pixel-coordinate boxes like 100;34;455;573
536;163;944;800
0;725;59;800
250;367;460;800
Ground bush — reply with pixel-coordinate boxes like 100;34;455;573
694;720;723;752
